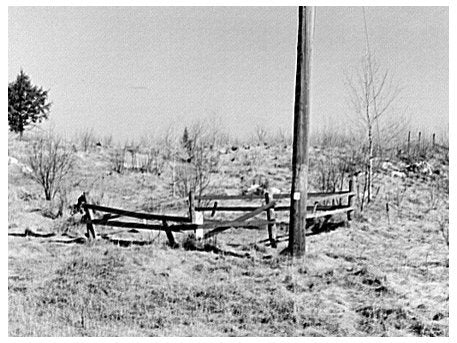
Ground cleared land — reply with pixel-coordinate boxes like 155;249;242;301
8;133;448;336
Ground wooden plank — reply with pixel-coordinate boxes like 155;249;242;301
163;220;178;248
196;204;350;212
196;205;269;212
188;191;196;222
197;193;294;201
347;176;356;221
81;193;96;240
91;218;274;231
265;192;277;248
196;191;353;202
234;201;276;221
204;201;276;239
210;201;218;217
84;203;192;223
101;214;122;221
200;219;274;230
309;191;355;202
197;194;266;201
305;206;354;219
90;219;176;231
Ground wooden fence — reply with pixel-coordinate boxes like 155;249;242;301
77;176;356;248
193;175;356;247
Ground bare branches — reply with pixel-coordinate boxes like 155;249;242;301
27;134;74;201
344;7;407;207
172;122;220;200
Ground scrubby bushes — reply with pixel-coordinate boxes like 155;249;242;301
26;133;74;201
173;123;220;199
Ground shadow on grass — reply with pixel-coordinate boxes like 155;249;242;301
260;220;348;247
183;238;251;258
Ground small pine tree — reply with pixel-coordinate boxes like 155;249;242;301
8;70;52;138
181;127;193;157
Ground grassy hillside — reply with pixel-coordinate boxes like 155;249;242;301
8;131;449;336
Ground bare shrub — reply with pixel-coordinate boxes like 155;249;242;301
27;134;74;201
160;122;221;199
345;9;406;207
111;148;126;174
313;130;358;149
174;123;219;199
113;138;165;175
146;147;165;175
78;129;97;152
254;125;268;145
312;143;365;194
41;185;69;219
102;134;113;148
315;157;344;193
136;147;164;175
203;114;229;149
273;128;292;147
159;127;180;196
396;131;448;165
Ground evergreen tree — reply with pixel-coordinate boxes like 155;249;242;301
8;70;51;138
181;127;193;157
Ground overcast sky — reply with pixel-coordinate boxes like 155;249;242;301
8;6;449;143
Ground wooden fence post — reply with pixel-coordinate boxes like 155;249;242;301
347;176;356;221
189;191;203;239
188;191;195;221
82;192;96;240
264;192;277;248
210;201;218;217
163;220;177;248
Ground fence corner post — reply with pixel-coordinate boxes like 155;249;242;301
188;191;195;222
82;192;96;241
188;191;204;239
264;192;277;248
347;176;356;221
163;220;177;248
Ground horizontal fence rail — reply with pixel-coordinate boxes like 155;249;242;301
90;218;276;232
204;201;276;239
195;204;353;213
305;206;353;219
196;191;354;202
77;176;356;248
84;203;192;223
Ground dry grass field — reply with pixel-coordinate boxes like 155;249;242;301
8;131;449;336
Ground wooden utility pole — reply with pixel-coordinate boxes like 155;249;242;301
288;6;315;257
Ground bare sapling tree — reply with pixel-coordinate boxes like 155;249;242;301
346;8;401;209
175;122;219;201
204;114;227;149
159;125;185;198
78;128;96;152
254;125;268;145
110;147;126;174
27;133;75;201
